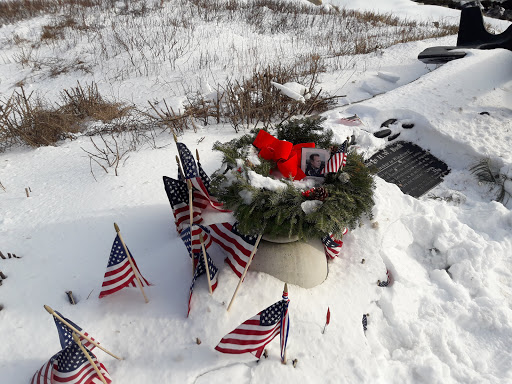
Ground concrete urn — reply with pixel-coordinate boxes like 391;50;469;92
249;234;328;288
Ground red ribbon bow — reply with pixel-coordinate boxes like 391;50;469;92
253;130;315;180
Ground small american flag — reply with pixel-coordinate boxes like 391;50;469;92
53;311;97;351
163;176;204;233
215;288;290;359
362;314;368;333
322;140;348;174
187;248;218;317
177;142;229;212
378;269;393;287
99;235;151;299
339;114;362;126
208;222;260;277
321;228;348;259
52;342;112;384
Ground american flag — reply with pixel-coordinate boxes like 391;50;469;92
215;288;290;359
163;176;204;233
180;224;213;257
177;142;229;212
339;114;362;126
362;314;368;333
321;228;348;259
53;311;97;351
187;248;218;317
31;356;56;384
208;222;260;278
99;234;151;299
322;140;348;174
378;269;392;287
52;341;112;384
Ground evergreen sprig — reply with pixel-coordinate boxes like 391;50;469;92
275;116;334;147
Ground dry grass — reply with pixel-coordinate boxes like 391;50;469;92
0;88;78;149
59;82;132;122
0;82;133;150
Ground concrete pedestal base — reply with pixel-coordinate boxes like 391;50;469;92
250;237;327;288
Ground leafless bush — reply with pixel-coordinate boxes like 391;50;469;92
151;102;198;135
81;132;132;177
0;88;79;149
81;113;162;178
152;57;337;132
0;83;136;151
59;81;132;121
217;63;333;132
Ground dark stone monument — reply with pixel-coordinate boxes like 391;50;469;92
418;5;512;64
366;141;450;198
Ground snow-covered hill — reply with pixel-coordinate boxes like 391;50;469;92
1;1;511;383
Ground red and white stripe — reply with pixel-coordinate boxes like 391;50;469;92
322;152;347;174
214;314;281;358
323;228;348;259
99;256;150;298
53;357;112;384
79;332;97;351
173;201;203;234
189;225;213;254
208;222;255;277
190;178;230;212
31;360;53;384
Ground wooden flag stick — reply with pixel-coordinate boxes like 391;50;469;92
186;179;196;276
114;223;149;304
227;234;263;312
175;155;185;179
44;305;123;360
281;282;288;365
199;233;213;295
72;333;108;384
195;149;200;162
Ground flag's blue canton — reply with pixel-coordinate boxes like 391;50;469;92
321;235;339;248
189;251;218;290
197;161;211;191
54;342;92;373
180;228;193;254
378;280;389;287
362;314;368;332
180;225;210;256
163;176;189;207
260;301;284;326
232;222;258;246
177;142;198;179
107;235;130;267
196;251;217;280
54;311;82;349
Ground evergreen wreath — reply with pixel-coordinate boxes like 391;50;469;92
210;117;375;240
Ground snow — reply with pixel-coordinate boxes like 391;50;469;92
1;1;512;383
271;81;306;103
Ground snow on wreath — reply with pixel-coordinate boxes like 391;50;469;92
209;117;376;240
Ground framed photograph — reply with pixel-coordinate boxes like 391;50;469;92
301;148;330;178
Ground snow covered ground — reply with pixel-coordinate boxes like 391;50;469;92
1;1;511;383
